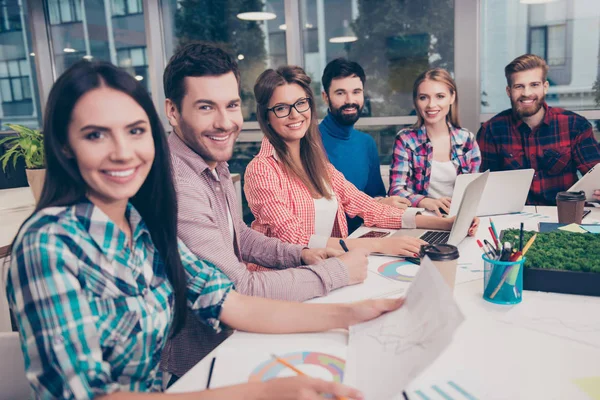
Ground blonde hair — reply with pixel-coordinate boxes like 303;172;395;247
505;54;549;86
412;68;460;129
254;66;332;199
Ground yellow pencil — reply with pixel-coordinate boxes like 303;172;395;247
521;234;537;256
271;354;348;400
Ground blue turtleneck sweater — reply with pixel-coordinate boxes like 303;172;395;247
319;112;386;197
319;112;386;232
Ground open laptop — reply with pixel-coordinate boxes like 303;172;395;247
449;169;534;217
391;171;489;246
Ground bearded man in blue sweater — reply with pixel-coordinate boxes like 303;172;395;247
319;58;410;232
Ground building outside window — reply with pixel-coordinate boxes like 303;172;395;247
47;0;83;25
112;0;143;17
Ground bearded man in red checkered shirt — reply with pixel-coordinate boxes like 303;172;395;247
477;54;600;205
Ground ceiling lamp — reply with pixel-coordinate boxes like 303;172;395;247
329;20;357;43
237;2;276;21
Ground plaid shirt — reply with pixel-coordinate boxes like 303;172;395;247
244;138;416;247
389;124;481;206
477;103;600;205
6;201;233;399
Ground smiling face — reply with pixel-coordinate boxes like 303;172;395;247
323;75;364;126
267;83;312;144
415;79;456;128
506;67;549;119
166;71;243;169
67;86;155;210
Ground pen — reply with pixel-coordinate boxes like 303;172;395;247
489;218;500;248
271;354;348;400
339;239;349;253
483;239;497;256
206;356;216;389
477;239;494;258
403;391;411;400
519;222;524;252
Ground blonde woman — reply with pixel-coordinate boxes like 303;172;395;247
389;68;481;216
244;66;478;257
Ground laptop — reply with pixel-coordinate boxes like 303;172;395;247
391;171;489;246
449;169;534;217
569;163;600;201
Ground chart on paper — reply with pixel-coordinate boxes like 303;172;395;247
408;380;480;400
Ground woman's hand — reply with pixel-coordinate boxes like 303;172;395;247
347;297;405;326
418;197;451;217
468;217;480;236
377;195;411;209
434;216;478;236
257;376;364;400
375;236;428;257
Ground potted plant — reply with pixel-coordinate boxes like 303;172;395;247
0;123;45;202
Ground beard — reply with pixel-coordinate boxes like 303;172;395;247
329;100;363;126
511;93;545;119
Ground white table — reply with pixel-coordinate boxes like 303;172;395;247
166;207;600;398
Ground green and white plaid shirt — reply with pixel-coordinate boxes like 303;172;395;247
6;200;233;399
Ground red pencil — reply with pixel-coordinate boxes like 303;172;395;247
488;226;500;251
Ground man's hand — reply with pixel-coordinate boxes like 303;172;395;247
337;248;369;285
594;189;600;201
301;248;344;265
377;195;411;209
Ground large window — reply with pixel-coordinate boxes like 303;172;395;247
481;0;600;114
162;0;287;121
45;0;150;91
301;0;455;118
0;0;39;128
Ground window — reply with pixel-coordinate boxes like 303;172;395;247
482;0;600;113
301;0;455;118
0;59;31;103
112;0;143;17
162;0;287;121
46;0;150;89
0;0;22;32
0;0;40;128
528;25;566;67
47;0;83;25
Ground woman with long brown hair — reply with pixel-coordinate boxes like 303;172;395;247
389;68;481;216
244;66;477;256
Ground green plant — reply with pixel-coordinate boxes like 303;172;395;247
502;229;600;273
0;123;45;171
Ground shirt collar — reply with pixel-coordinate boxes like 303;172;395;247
168;131;230;178
77;200;150;262
414;122;463;149
321;111;354;139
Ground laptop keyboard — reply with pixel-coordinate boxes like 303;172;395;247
420;230;450;244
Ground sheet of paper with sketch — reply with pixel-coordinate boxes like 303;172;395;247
345;256;465;400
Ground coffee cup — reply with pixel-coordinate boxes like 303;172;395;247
556;190;585;224
420;244;460;290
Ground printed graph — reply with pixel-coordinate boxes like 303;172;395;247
410;381;479;400
377;260;420;282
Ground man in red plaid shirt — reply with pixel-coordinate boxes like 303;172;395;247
477;54;600;205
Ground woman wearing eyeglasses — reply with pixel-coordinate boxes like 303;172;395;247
244;66;479;256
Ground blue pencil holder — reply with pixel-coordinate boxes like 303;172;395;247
482;255;526;305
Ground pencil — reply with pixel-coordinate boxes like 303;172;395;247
271;354;348;400
339;239;350;252
489;218;499;243
488;226;500;251
521;234;537;256
206;357;216;389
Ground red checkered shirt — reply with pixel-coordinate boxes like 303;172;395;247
477;103;600;205
244;138;417;246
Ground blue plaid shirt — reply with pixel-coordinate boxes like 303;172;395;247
6;201;233;399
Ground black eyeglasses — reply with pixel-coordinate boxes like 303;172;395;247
267;97;311;118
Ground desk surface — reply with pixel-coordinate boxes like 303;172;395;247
169;206;600;399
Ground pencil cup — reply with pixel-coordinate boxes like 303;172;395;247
482;255;525;305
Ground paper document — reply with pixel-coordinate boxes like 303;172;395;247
558;223;588;233
345;257;465;400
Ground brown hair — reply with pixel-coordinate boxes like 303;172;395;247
504;54;549;86
412;68;461;129
254;66;332;199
